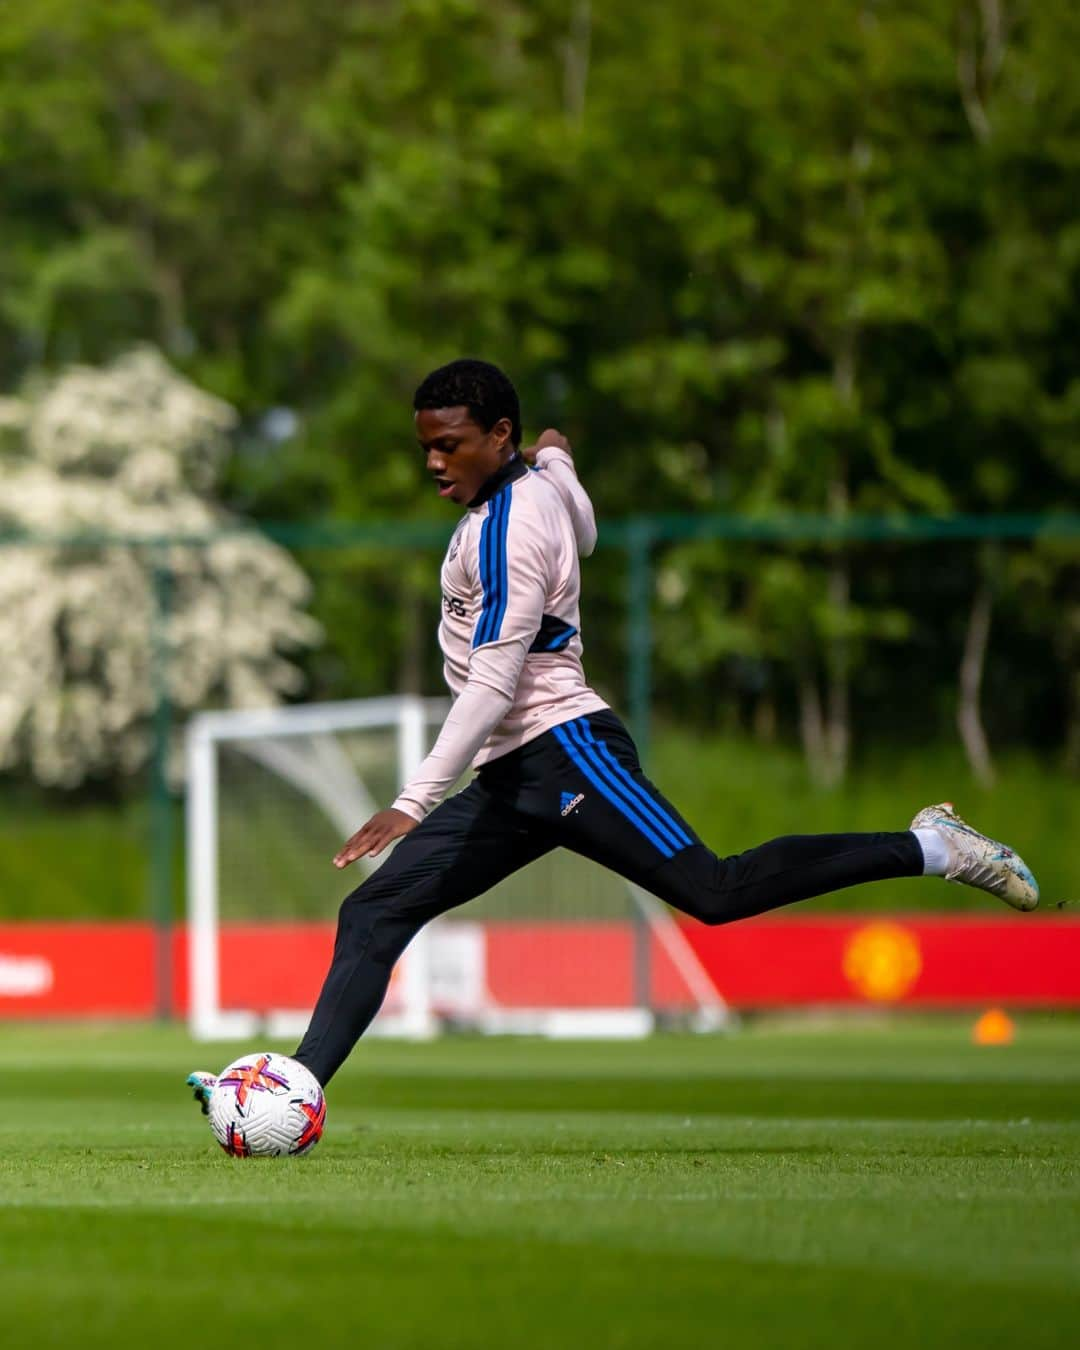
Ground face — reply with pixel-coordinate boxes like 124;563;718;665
416;406;513;506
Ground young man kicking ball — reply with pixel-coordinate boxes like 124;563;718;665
190;358;1038;1103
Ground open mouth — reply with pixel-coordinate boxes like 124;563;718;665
434;477;455;498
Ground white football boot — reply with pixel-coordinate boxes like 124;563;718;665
910;802;1039;912
186;1071;217;1116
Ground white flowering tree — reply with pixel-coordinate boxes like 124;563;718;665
0;348;320;787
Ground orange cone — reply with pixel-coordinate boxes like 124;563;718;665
972;1008;1015;1045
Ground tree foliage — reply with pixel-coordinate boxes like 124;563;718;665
0;350;318;786
0;0;1076;775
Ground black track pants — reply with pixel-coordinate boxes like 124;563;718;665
294;709;923;1085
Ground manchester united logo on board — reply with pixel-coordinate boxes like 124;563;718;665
842;922;922;1002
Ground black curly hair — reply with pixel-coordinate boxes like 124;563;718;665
413;358;521;448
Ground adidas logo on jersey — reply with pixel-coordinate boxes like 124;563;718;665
560;791;585;817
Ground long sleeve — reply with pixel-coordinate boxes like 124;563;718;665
534;446;596;557
391;679;513;822
393;496;549;820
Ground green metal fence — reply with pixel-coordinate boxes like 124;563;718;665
2;511;1077;1015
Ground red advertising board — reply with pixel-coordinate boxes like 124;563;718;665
679;915;1080;1007
0;924;158;1016
1;916;1078;1018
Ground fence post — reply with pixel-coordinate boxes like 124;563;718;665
625;519;655;764
149;552;174;1020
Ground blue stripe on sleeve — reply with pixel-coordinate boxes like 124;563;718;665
474;505;494;648
473;490;511;648
528;616;577;653
546;624;577;651
491;490;511;640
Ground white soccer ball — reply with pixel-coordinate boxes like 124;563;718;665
208;1052;326;1158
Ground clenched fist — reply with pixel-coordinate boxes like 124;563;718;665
521;428;573;465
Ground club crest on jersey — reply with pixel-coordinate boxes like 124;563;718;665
447;521;466;563
560;791;585;817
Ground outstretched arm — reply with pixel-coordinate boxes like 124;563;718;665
389;673;515;826
335;507;550;862
332;675;515;866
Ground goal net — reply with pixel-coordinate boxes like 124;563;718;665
185;696;731;1040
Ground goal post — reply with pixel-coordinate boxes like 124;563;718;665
185;696;733;1041
185;696;443;1041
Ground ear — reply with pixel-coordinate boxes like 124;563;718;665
490;416;514;453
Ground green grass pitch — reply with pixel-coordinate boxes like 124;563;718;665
1;1019;1078;1349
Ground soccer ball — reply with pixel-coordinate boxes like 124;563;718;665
207;1052;326;1158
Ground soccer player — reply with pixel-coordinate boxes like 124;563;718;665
189;358;1038;1103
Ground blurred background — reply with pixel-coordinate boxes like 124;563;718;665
0;0;1077;1028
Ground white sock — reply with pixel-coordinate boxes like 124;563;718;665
914;827;951;877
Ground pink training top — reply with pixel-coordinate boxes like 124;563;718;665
392;445;608;822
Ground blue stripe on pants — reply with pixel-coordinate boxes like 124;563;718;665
564;717;693;852
552;723;678;858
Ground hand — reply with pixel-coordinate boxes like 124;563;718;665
521;428;572;465
333;808;419;867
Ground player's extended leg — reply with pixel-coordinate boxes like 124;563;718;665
291;780;555;1086
519;711;1037;923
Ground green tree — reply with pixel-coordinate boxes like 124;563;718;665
1;0;1075;776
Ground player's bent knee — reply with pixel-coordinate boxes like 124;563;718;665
644;848;741;927
334;880;400;947
646;878;734;927
334;881;429;967
681;899;732;926
333;892;375;949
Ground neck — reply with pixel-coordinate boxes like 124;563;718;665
468;451;526;508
